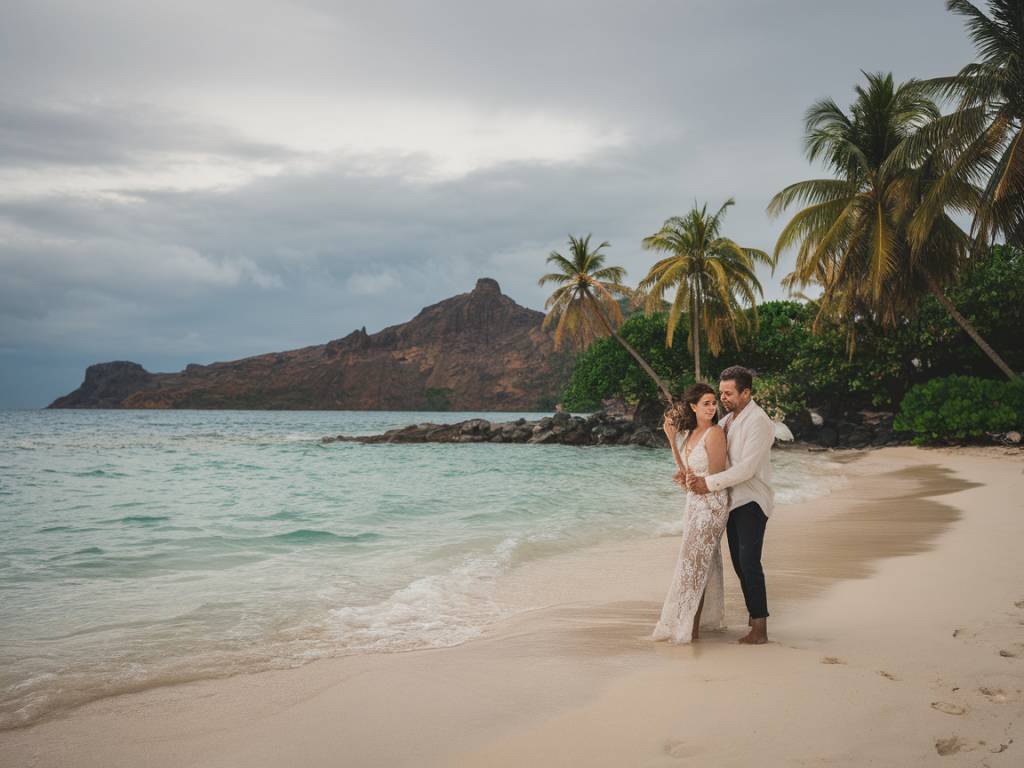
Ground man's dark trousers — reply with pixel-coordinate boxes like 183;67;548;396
725;501;769;619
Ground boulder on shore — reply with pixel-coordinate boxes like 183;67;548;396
321;412;671;447
321;403;929;450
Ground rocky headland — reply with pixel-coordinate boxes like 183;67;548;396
49;278;571;411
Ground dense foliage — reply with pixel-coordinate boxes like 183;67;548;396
561;246;1024;417
894;376;1024;444
561;312;696;411
910;245;1024;378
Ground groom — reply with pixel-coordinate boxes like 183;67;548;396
687;366;775;644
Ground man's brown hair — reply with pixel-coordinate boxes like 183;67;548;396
719;365;754;393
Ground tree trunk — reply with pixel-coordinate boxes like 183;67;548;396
925;273;1019;381
593;310;675;402
691;298;702;383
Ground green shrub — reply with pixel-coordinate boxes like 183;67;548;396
560;312;695;410
751;373;806;423
894;375;1024;444
911;245;1024;379
710;301;812;376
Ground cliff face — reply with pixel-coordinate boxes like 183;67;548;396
49;361;156;409
48;278;571;411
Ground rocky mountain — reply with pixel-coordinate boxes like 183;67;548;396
49;278;572;410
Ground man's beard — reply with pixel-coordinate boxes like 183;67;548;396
721;400;736;413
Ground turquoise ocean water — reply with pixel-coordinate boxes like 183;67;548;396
0;409;847;729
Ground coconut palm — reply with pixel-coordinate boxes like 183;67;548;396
769;71;1019;381
636;200;775;382
539;234;674;402
910;0;1024;249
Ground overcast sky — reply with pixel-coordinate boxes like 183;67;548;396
0;0;978;407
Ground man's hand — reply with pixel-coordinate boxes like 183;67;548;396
687;476;710;494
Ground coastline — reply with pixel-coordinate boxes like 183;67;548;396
2;446;1022;767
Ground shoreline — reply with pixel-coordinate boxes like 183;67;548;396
0;444;852;733
2;446;1022;766
0;440;850;733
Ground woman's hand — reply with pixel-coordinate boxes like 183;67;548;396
672;468;687;488
662;415;677;438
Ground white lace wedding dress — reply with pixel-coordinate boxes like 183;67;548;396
651;428;730;643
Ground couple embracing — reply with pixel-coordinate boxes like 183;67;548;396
652;366;775;646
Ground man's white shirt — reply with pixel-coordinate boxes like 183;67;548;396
705;400;775;517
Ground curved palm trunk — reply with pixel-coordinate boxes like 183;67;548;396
924;273;1019;381
593;310;675;402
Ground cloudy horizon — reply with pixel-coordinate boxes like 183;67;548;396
0;0;977;407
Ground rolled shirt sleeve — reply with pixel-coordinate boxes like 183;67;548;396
705;413;774;492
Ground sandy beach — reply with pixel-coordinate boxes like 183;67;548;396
2;445;1022;767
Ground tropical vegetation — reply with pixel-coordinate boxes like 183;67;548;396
915;0;1024;250
636;200;775;382
539;0;1022;442
538;234;673;401
561;245;1024;426
768;70;1017;380
894;375;1024;444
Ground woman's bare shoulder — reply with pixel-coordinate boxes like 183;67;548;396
706;425;727;442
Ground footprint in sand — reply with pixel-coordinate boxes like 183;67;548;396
1014;600;1024;609
663;738;694;759
998;649;1018;658
979;686;1010;703
935;736;976;756
931;701;967;715
877;670;899;681
821;656;845;665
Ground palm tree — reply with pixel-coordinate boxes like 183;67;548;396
769;71;1019;381
911;0;1024;249
539;234;674;402
636;200;775;382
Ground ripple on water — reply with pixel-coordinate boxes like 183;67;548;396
110;515;171;525
71;469;130;478
47;547;106;561
264;510;306;521
264;529;384;545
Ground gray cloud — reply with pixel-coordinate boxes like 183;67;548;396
0;0;979;407
0;101;297;167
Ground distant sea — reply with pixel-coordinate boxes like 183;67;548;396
0;409;848;728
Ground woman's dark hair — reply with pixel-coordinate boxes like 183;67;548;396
667;382;718;432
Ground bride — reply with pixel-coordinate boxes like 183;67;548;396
652;382;731;644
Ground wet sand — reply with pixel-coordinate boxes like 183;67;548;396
2;446;1022;767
